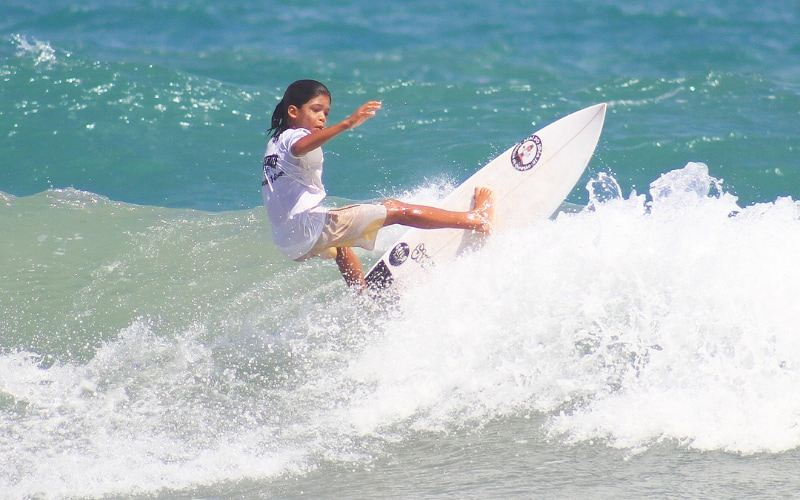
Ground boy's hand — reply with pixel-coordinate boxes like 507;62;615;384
345;101;382;129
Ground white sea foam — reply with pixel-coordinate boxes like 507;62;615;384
345;162;800;454
11;34;59;66
0;319;304;498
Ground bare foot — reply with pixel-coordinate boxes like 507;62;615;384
471;186;495;233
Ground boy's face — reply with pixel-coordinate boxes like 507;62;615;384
288;94;331;132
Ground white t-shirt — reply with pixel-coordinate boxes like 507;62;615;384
261;128;328;260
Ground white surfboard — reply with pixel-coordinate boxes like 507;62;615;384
365;103;607;290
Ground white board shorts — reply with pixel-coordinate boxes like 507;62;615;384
296;204;387;261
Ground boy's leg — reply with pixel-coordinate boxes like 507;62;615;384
382;186;494;233
335;246;366;290
329;187;494;289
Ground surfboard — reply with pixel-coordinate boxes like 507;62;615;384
365;102;607;290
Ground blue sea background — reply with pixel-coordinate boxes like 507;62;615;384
2;1;800;498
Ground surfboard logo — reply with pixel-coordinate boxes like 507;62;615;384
511;134;542;171
409;243;435;269
388;242;410;266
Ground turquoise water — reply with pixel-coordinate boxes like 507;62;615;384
2;1;800;498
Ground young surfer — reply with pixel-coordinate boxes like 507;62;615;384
261;79;494;290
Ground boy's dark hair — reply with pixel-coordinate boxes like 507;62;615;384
268;80;331;139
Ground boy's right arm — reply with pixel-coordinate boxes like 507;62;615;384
291;101;382;157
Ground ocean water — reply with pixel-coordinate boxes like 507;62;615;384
2;1;800;498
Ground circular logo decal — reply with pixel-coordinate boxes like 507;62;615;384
388;242;410;266
511;134;542;171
